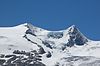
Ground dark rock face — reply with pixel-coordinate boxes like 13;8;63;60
67;25;88;47
46;51;52;58
42;40;52;49
0;59;6;65
26;29;37;36
47;32;63;39
0;54;5;58
38;46;46;54
0;50;46;66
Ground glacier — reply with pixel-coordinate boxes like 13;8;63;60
0;23;100;66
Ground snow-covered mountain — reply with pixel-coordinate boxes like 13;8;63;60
0;23;100;66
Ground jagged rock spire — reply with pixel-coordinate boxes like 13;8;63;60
68;25;77;33
67;25;88;47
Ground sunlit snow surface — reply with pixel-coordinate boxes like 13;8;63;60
0;23;100;66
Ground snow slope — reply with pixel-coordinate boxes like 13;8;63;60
0;23;100;66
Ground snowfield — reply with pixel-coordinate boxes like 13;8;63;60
0;23;100;66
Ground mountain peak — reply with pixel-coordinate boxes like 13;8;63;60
67;25;78;33
14;23;33;28
66;25;88;47
25;23;44;30
69;25;76;28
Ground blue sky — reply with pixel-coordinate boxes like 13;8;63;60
0;0;100;40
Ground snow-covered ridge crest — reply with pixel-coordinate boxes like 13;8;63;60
23;23;89;47
1;23;100;66
16;23;89;45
